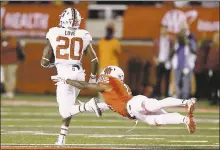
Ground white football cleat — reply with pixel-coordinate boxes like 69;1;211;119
184;114;196;133
86;98;102;117
55;136;65;145
2;92;14;99
186;98;197;114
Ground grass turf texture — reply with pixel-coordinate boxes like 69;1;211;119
1;94;219;149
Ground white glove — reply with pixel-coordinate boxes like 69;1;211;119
48;63;55;68
89;74;97;83
51;75;66;85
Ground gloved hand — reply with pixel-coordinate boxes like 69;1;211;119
51;75;66;85
89;74;97;83
48;63;55;68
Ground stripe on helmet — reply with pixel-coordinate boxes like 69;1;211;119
71;8;76;28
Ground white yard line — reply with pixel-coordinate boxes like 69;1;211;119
1;118;219;123
1;125;219;130
2;100;219;113
0;144;219;147
1;112;122;117
1;111;218;116
169;140;208;143
88;135;124;138
1;131;219;138
1;112;218;119
1;118;130;122
127;138;164;140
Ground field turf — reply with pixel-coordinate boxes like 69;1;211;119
1;94;219;150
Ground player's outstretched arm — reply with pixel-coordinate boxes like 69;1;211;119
66;79;109;92
41;40;55;68
85;44;99;83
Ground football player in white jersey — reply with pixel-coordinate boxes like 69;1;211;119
41;8;101;145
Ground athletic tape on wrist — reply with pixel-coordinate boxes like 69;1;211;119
42;57;50;61
91;57;98;62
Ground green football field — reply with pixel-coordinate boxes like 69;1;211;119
1;94;219;149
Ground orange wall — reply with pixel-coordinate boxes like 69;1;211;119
123;6;219;40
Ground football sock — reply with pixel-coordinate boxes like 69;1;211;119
69;104;86;116
69;101;109;115
58;125;68;139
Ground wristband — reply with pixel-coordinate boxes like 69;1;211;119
91;57;98;62
42;57;50;61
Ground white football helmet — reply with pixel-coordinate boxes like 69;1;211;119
100;66;124;82
59;8;82;30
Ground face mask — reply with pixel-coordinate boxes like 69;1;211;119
105;27;113;40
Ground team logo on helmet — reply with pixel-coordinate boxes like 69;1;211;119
104;67;113;75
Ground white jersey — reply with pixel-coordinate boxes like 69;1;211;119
46;27;92;65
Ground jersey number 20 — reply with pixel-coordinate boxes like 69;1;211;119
56;36;83;60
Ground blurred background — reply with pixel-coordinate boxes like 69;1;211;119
1;1;219;106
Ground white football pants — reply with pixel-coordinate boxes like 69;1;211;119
55;64;85;119
127;95;186;125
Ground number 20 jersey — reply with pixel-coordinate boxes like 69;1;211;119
46;27;92;65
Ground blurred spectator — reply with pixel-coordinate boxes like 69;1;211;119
206;32;220;105
127;56;143;95
98;23;121;71
194;35;210;99
1;66;5;93
171;23;197;99
1;27;25;99
150;25;173;98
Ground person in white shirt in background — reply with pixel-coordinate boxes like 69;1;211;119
171;23;197;99
150;25;173;98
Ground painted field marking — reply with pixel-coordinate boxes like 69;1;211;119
88;135;123;138
1;118;130;122
1;131;219;138
127;138;164;140
0;144;219;147
1;118;219;123
2;102;219;113
1;125;219;130
169;140;208;143
1;112;122;117
1;111;219;117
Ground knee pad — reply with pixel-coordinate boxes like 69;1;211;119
59;105;72;119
